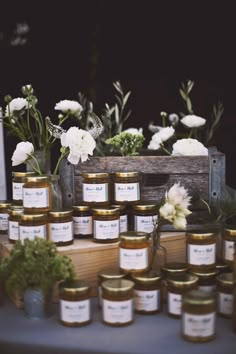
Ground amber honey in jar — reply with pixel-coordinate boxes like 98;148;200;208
216;272;234;318
0;201;11;234
113;172;141;205
186;231;216;272
190;270;218;294
12;172;35;205
59;280;91;327
93;207;119;243
23;175;52;214
161;262;188;303
72;205;93;238
181;289;216;342
166;273;199;318
82;173;110;206
119;231;149;274
97;268;126;308
222;228;236;268
111;204;128;233
131;271;162;314
133;203;158;234
8;206;24;243
48;210;73;246
19;213;48;241
101;279;134;326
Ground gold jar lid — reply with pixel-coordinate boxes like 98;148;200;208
73;205;90;212
186;231;215;240
183;289;216;306
114;172;140;178
190;270;219;279
131;271;162;285
48;210;72;218
216;261;231;272
133;203;158;211
0;201;12;208
167;273;199;287
216;272;233;286
21;214;47;221
60;279;90;295
224;228;236;237
111;204;126;211
93;207;119;216
98;268;126;282
25;175;51;183
120;231;149;243
12;171;36;177
9;208;24;217
102;279;134;294
161;262;188;275
82;172;109;179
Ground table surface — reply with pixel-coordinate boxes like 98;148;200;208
0;298;236;354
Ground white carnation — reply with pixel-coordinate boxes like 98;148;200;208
172;138;208;156
11;141;34;166
123;127;143;135
55;100;83;115
180;114;206;128
5;98;28;116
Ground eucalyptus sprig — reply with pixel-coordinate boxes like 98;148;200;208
179;80;195;115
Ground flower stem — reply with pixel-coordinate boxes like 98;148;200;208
27;154;43;175
52;151;68;175
160;144;171;155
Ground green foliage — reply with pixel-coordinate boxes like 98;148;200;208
208;199;236;226
0;238;75;296
106;132;145;156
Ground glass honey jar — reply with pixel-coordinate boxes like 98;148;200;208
131;271;162;314
59;279;91;327
216;260;231;274
8;206;24;243
97;268;126;308
23;175;52;214
0;201;11;234
19;213;48;241
161;262;188;303
72;205;93;238
222;228;236;268
113;172;141;205
216;272;234;318
111;204;128;233
190;270;218;294
186;231;216;272
48;210;73;246
166;273;199;318
133;203;158;234
119;231;149;274
93;207;120;243
82;172;110;206
12;171;35;205
101;279;134;326
181;289;216;342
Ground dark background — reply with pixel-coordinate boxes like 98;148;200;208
1;0;236;196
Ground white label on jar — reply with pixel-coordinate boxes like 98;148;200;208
134;215;158;233
60;299;90;323
120;214;128;233
49;221;73;242
187;244;216;265
168;292;182;315
134;289;160;312
120;248;148;270
12;182;24;200
223;240;235;261
0;213;9;231
103;299;133;324
94;220;119;240
83;183;108;203
183;312;215;337
23;187;49;208
198;285;216;293
8;221;19;240
73;216;93;235
20;225;47;240
114;183;140;202
218;292;233;316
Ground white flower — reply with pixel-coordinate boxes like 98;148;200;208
180;114;206;128
166;183;191;210
11;141;34;166
172;215;187;229
123;127;143;135
147;126;175;150
147;138;161;150
168;113;179;125
172;138;208;156
5;98;28;116
54;100;83;116
61;127;96;165
159;202;176;222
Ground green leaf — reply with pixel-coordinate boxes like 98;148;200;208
187;80;194;94
123;91;131;107
113;81;123;95
179;89;187;100
186;98;193;113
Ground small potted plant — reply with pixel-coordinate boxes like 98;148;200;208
0;238;75;318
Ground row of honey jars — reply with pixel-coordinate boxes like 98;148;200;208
0;201;12;234
81;172;141;206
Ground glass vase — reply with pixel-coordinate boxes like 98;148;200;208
26;149;51;175
50;174;63;209
150;228;167;273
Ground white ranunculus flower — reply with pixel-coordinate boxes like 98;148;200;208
61;127;96;165
123;127;143;135
180;114;206;128
172;138;208;156
5;98;28;116
157;126;175;142
55;100;83;115
147;135;162;150
11;141;34;166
